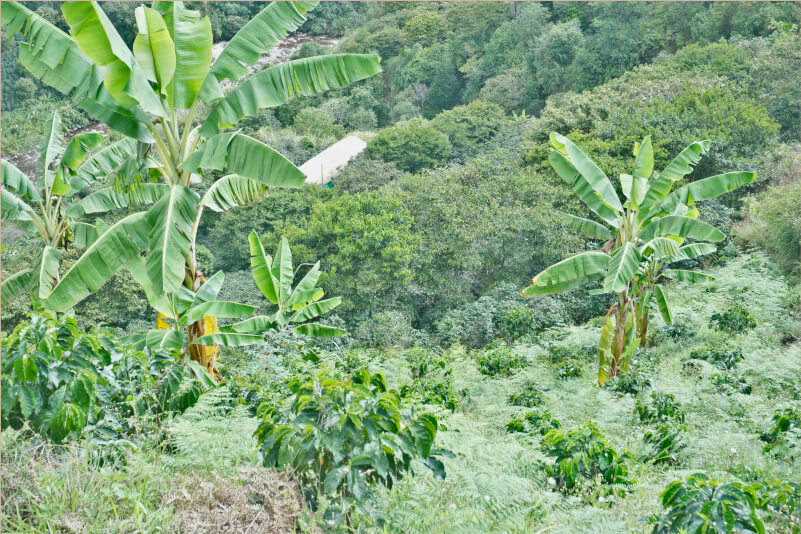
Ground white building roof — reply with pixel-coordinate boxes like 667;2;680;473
300;135;367;185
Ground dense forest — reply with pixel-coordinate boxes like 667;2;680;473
1;1;800;532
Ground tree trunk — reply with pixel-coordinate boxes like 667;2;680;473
610;292;629;378
184;267;221;380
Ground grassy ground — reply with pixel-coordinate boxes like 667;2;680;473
3;252;799;533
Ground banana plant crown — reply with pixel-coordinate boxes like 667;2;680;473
522;132;756;314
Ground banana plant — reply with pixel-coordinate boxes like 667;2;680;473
3;1;380;373
1;110;135;306
522;133;755;386
191;232;346;348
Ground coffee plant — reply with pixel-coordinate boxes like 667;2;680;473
760;406;801;452
710;300;756;334
476;345;525;377
687;345;744;370
508;380;545;408
639;423;687;465
636;392;686;424
525;410;562;436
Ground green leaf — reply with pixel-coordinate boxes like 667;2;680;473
323;464;347;494
61;132;104;172
225;314;278;334
640;140;711;210
48;402;86;443
183;301;255;325
2;2;153;141
46;212;152;311
659;172;757;213
152;1;212;109
653;285;672;324
676;243;717;260
212;1;316;83
144;329;186;350
200;54;382;136
181;133;306;188
68;138;138;195
1;190;33;221
19;386;36;418
638;215;725;243
38;110;64;176
550;132;624;212
642;237;681;260
289;297;341;323
662;270;715;283
522;251;609;297
632;135;653;180
69;373;94;411
62;1;165;115
272;237;293;303
132;6;175;91
1;270;33;302
293;323;347;337
249;231;279;303
1;159;41;202
68;183;170;217
604;243;643;293
37;246;62;300
558;213;613;240
200;175;270;212
548;151;619;226
194;270;225;304
144;185;199;295
190;332;264;347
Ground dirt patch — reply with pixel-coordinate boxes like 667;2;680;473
165;467;305;534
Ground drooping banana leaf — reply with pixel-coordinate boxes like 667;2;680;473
68;183;170;217
653;285;672;324
46;212;152;311
200;175;270;212
61;132;105;172
199;54;382;136
550;132;623;213
204;1;317;88
190;332;264;347
1;270;33;303
289;297;342;323
144;185;199;295
193;271;225;304
36;246;62;300
1;190;33;221
68;138;138;194
1;160;40;202
661;270;715;283
287;262;322;306
558;213;613;240
180;133;306;188
182;301;255;326
294;323;346;337
2;2;153;141
62;1;165;115
548;150;619;226
642;237;681;260
522;251;610;297
657;172;757;215
638;215;725;243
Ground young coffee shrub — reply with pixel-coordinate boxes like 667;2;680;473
0;313;210;444
651;323;696;345
640;423;687;465
508;381;545;408
710;372;753;395
401;347;461;411
525;410;562;436
542;422;633;496
476;345;526;377
651;473;764;534
760;406;801;452
497;305;543;346
687;345;744;370
709;300;756;334
255;369;449;524
609;366;652;395
636;392;686;424
506;418;526;433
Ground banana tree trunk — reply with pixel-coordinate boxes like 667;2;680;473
184;267;222;380
610;292;630;378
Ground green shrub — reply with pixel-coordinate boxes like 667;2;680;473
476;345;525;377
555;359;585;380
506;418;526;433
0;313;210;444
651;323;696;344
687;346;744;370
542;422;633;496
709;301;756;334
436;296;497;349
508;381;545;408
524;410;562;436
760;407;801;451
255;369;448;523
651;473;764;534
636;392;686;424
710;372;753;395
608;368;652;395
640;423;686;465
401;349;461;411
429;100;507;158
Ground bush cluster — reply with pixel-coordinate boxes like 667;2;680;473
476;345;526;377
